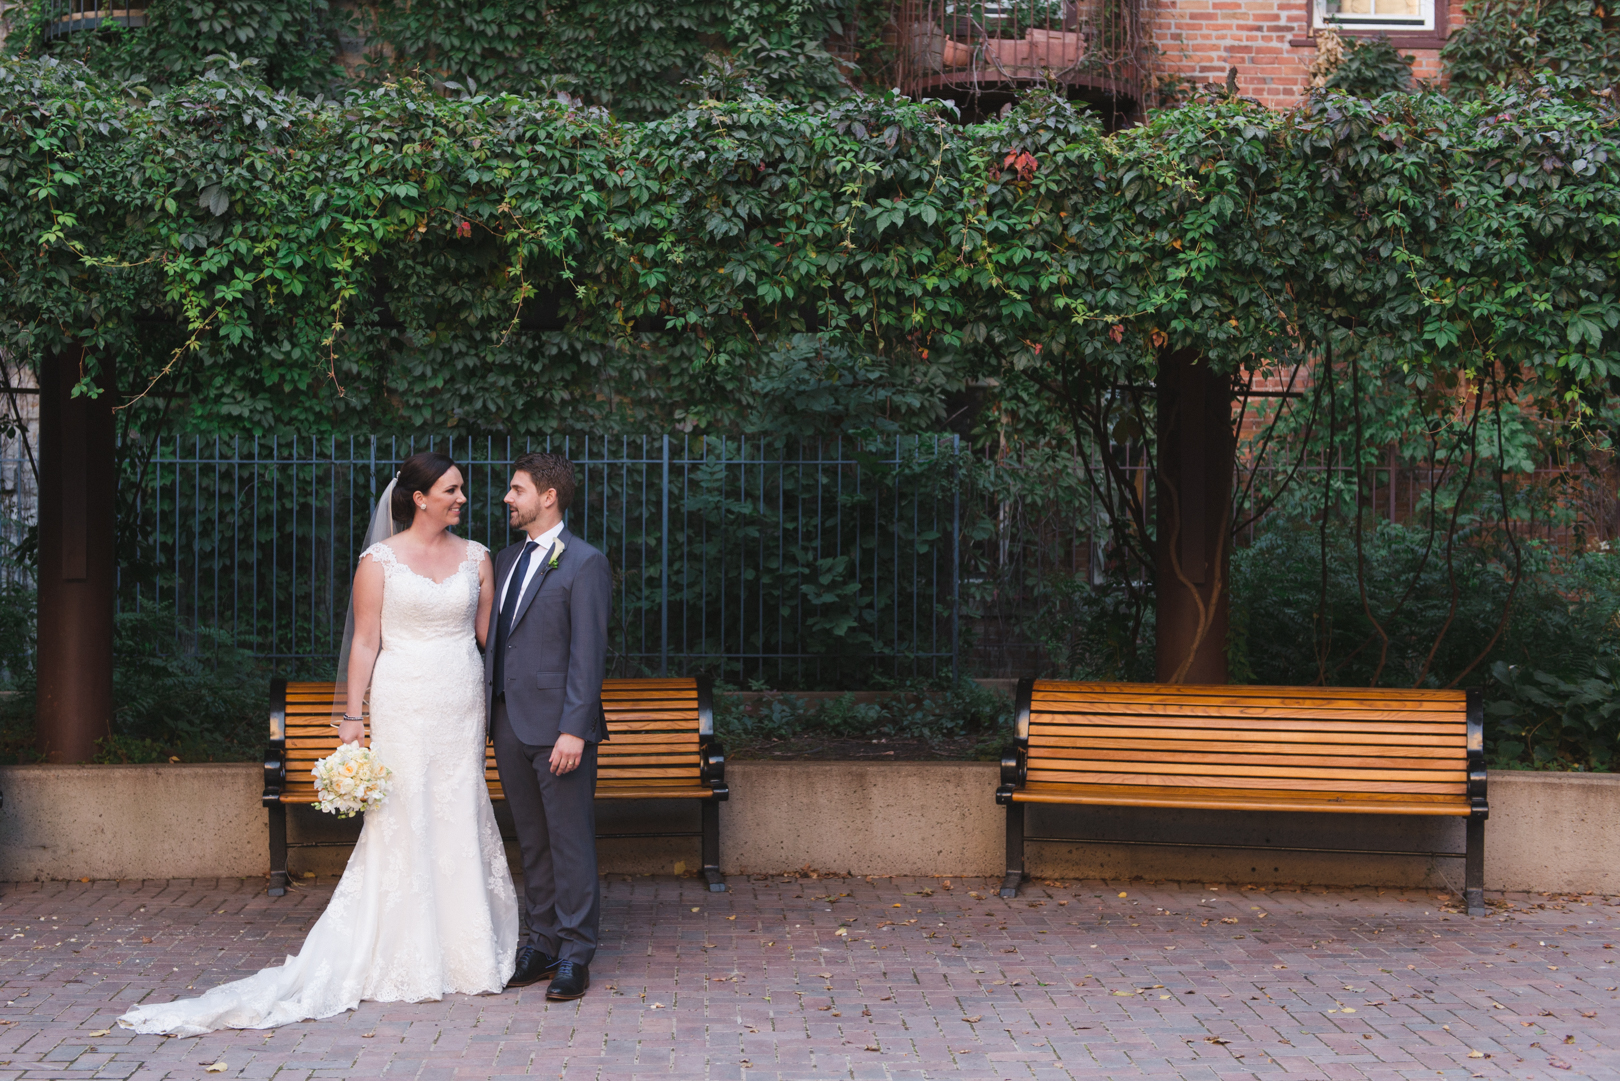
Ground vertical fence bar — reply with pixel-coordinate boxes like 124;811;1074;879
660;434;670;677
951;434;961;687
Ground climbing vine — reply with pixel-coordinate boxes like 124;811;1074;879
0;59;1616;439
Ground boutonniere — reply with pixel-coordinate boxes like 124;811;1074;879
547;538;565;570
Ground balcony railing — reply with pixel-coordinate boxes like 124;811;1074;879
897;0;1144;121
44;0;147;40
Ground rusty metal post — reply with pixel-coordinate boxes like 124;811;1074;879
35;345;115;762
1154;349;1235;685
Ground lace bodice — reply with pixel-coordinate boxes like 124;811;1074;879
362;540;486;649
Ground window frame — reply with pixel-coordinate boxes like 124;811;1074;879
1294;0;1450;49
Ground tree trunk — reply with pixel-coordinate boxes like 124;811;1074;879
35;345;115;762
1154;349;1235;685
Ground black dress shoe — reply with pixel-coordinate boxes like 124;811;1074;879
545;960;590;1001
506;945;560;988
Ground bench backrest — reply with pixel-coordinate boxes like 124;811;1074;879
1015;679;1483;807
269;677;713;803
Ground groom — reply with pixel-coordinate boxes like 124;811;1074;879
488;452;611;1001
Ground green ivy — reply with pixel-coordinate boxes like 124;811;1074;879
1442;0;1620;94
19;0;344;94
0;60;1616;475
14;0;857;114
366;0;854;118
1325;34;1414;96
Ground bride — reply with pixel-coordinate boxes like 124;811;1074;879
119;452;519;1037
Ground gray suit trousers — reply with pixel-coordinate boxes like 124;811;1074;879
492;698;600;964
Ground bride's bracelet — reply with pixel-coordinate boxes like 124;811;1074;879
331;714;365;728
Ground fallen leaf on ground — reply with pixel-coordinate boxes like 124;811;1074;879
962;1016;981;1023
204;1064;227;1074
1205;1036;1229;1045
1548;1058;1572;1070
1468;1051;1484;1059
88;1030;109;1037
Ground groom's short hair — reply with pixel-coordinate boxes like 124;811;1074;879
514;452;576;512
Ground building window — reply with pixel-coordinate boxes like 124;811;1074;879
1314;0;1435;34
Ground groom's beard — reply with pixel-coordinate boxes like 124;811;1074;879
509;505;539;530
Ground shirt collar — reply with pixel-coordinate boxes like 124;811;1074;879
529;521;564;552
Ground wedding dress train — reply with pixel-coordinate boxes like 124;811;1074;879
119;541;518;1037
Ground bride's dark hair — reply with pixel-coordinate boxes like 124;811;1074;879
392;451;459;527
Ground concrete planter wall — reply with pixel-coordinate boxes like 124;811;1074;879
0;762;1615;893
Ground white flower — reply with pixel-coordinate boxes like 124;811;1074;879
310;744;392;819
548;537;566;570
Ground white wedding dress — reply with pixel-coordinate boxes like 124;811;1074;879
119;541;518;1037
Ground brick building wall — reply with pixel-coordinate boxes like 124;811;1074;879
1149;0;1467;107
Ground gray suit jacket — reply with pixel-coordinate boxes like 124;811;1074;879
485;527;612;746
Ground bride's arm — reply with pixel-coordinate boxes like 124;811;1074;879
475;550;494;649
342;556;385;746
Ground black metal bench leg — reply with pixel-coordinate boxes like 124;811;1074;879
999;801;1025;899
268;802;289;896
1465;816;1485;917
701;799;726;893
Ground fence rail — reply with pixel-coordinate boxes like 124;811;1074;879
113;434;963;687
3;427;1611;687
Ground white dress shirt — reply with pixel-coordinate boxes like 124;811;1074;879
499;520;564;618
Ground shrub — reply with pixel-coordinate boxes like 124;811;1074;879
0;594;267;764
712;680;1013;757
1228;519;1620;688
1486;660;1620;771
1442;0;1620;94
105;607;267;762
1324;34;1416;96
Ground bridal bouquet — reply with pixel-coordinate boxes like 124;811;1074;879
310;743;392;818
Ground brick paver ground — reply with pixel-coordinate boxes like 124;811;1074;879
0;875;1616;1080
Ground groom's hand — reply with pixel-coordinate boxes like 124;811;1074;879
550;733;586;775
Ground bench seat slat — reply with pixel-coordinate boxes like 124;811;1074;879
1026;745;1468;770
1025;767;1465;794
1010;781;1471;815
1028;758;1465;781
597;734;697;744
1032;705;1464;724
1031;713;1463;736
1032;681;1466;704
596;792;706;800
1027;727;1464;748
1029;733;1463;755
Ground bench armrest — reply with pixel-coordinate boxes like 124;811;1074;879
995;742;1026;805
262;678;288;807
1466;688;1488;819
700;736;729;801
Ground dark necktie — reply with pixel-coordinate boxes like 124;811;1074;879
493;539;538;698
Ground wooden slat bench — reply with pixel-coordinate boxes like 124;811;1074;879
263;676;729;896
996;679;1488;914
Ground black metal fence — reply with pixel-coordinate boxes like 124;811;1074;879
116;434;963;687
